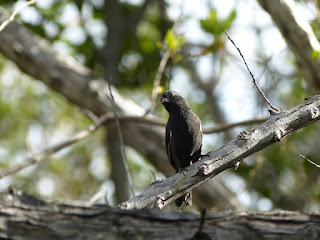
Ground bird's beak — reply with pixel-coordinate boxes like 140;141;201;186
160;96;169;104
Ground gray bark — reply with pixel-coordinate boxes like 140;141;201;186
1;190;320;240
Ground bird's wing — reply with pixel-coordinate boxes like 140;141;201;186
189;114;202;157
165;127;178;172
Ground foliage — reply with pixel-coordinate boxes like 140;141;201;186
200;9;236;35
200;9;236;53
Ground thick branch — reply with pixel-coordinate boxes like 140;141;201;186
120;96;320;209
0;191;320;240
257;0;320;91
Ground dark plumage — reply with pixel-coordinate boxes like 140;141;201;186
160;90;202;207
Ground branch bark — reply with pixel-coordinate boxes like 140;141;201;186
1;190;320;240
120;95;320;209
257;0;320;91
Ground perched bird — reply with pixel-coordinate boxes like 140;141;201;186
160;90;202;207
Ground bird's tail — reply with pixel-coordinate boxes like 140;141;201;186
175;191;192;207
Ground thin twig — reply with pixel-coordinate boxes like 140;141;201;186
144;14;182;116
202;117;268;134
0;0;36;32
225;30;280;112
150;170;157;182
81;109;100;123
144;50;171;115
108;83;135;198
299;154;320;168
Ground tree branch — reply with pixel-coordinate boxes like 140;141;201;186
119;95;320;209
144;13;181;115
0;0;36;32
225;30;280;112
203;117;268;134
0;190;320;240
144;49;170;115
299;154;320;168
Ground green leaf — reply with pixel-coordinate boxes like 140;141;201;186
164;29;185;52
311;49;320;60
200;9;237;36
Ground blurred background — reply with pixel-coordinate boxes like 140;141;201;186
0;0;320;213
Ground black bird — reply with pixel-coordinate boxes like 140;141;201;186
160;90;202;207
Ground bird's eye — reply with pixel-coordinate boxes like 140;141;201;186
169;92;176;98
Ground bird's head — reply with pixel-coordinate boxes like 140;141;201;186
160;90;191;114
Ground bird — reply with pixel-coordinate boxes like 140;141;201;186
160;90;202;207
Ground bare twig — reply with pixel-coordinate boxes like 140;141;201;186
108;83;135;198
144;14;182;116
0;0;36;32
225;30;280;112
202;117;268;134
144;50;171;115
81;109;100;123
150;170;157;182
299;154;320;168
